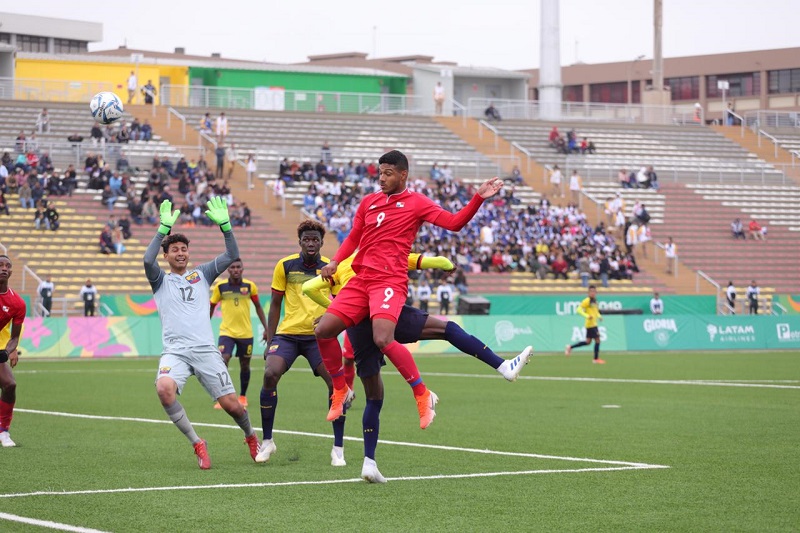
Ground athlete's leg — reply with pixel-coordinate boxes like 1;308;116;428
342;333;356;391
156;375;201;444
315;361;347;463
373;317;427;397
260;355;288;442
315;312;350;390
0;363;16;433
419;317;504;369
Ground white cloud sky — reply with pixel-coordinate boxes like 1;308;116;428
5;0;797;70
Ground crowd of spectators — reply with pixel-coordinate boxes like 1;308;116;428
731;218;767;241
617;166;659;190
548;126;596;155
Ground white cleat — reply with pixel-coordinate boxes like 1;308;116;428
254;439;277;463
0;431;16;447
344;391;356;412
565;344;572;356
330;445;346;467
498;345;533;382
361;457;387;484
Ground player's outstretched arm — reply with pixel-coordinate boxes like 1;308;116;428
302;276;334;309
408;253;454;272
143;200;179;288
202;197;240;277
430;177;503;232
476;177;504;199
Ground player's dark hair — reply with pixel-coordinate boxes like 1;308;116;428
379;150;409;171
162;233;190;253
588;284;596;290
297;219;326;240
231;257;242;264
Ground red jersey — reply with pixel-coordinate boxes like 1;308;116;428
0;288;26;332
334;188;484;281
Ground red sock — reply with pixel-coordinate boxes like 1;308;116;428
0;399;14;430
316;337;346;390
342;334;356;390
383;341;427;397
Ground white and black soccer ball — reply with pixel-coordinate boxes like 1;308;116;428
90;91;124;124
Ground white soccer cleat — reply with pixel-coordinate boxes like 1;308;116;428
255;439;277;463
498;345;533;382
0;431;16;447
344;391;356;412
361;457;387;484
330;445;346;467
565;344;572;356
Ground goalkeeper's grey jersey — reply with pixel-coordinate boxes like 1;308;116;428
144;232;239;350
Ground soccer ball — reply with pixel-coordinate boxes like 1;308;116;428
90;92;124;124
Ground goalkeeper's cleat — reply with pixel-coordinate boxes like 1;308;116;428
213;401;222;410
361;457;387;484
593;358;606;365
238;395;248;407
416;389;439;430
498;345;533;382
193;439;211;470
244;433;260;461
565;344;572;356
255;439;277;463
0;431;16;447
330;446;346;467
326;387;354;422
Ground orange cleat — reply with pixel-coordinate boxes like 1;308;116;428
593;358;606;365
415;389;439;430
244;433;259;461
213;401;222;410
326;387;354;422
238;395;248;407
193;439;211;470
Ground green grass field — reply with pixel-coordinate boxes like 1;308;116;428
1;350;799;532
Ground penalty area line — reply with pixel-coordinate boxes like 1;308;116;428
0;465;667;500
0;511;109;532
15;408;668;469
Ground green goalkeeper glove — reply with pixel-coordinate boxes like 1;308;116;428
158;200;180;235
205;196;232;232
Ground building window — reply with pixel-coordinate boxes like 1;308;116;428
0;33;10;44
707;72;760;97
54;38;88;54
590;81;640;104
563;85;583;102
666;76;699;101
16;34;48;53
768;69;800;94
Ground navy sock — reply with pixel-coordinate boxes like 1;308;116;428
240;370;251;396
363;399;383;460
259;388;277;440
444;322;504;369
594;343;600;359
330;397;346;447
571;341;589;349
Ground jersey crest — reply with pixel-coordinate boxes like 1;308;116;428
184;272;201;285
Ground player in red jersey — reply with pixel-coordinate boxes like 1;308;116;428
314;150;503;429
0;255;27;447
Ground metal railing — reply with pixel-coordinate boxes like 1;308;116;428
478;119;499;150
0;77;114;103
695;270;720;306
743;110;800;129
466;97;704;126
166;107;187;141
21;265;42;292
756;129;780;159
510;141;532;174
562;161;790;185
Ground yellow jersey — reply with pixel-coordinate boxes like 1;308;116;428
578;297;602;329
272;253;330;335
210;278;260;339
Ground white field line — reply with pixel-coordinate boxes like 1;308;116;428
0;511;109;532
15;367;800;388
0;465;665;500
16;409;667;468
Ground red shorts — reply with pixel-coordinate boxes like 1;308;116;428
342;332;354;360
326;274;407;328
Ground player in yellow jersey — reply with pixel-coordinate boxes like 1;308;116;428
209;258;268;408
254;220;350;467
565;285;605;364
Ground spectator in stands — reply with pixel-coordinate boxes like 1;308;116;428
225;143;238;179
90;123;104;147
746;280;760;314
665;237;677;274
116;125;130;144
63;164;77;196
618;168;630;188
30;181;44;208
44;202;60;231
321;141;332;165
453;267;469;295
99;226;114;254
215;112;228;144
549;165;563;198
112;226;126;255
79;279;99;316
433;81;445;115
569;169;583;204
36;108;50;133
34;204;48;229
636;166;650;188
637;222;651;259
548;126;560;148
650;292;663;314
647;166;659;191
551;253;569;280
436;281;454;315
140;119;153;142
215;145;225;180
129;117;141;141
101;185;118;211
580;137;596;154
598;252;610;288
508;165;523;184
142;196;158;225
0;190;8;216
748;218;766;241
67;132;84;148
17;180;33;209
198;112;211;133
484;103;501;121
142;79;156;105
15;131;26;153
4;169;17;194
726;281;737;314
246;154;257;188
731;218;746;239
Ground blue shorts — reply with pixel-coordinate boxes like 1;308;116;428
346;305;429;378
586;327;600;340
266;334;323;374
218;336;254;358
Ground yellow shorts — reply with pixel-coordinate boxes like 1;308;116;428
0;322;24;350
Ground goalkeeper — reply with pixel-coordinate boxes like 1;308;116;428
143;197;259;470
